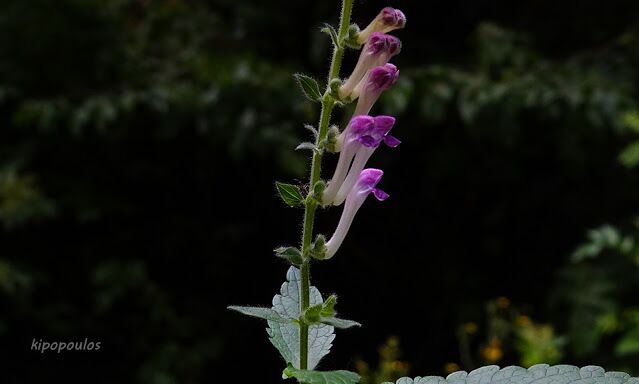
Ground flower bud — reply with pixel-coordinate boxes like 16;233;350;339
339;33;402;99
352;63;399;116
325;169;389;259
357;7;406;44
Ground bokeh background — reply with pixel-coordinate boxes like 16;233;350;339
1;0;639;382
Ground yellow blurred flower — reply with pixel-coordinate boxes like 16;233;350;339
482;338;503;363
516;315;532;327
463;322;478;335
444;362;461;374
496;297;511;309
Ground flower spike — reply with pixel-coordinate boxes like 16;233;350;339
325;169;389;259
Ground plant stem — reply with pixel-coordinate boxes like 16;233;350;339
299;0;354;372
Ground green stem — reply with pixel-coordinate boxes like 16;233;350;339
299;0;354;372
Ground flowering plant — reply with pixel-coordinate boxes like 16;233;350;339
228;2;639;383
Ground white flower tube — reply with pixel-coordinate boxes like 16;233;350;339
325;168;389;259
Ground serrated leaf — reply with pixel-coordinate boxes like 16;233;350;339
294;74;322;101
284;365;360;384
383;365;639;384
320;317;361;329
267;267;335;369
321;23;340;48
275;182;304;207
227;306;292;323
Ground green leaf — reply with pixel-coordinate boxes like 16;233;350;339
227;306;292;323
320;23;340;48
284;365;360;384
615;328;639;357
267;267;335;369
621;111;639;133
274;246;304;266
275;182;304;207
383;365;639;384
320;317;361;329
294;74;322;102
619;141;639;168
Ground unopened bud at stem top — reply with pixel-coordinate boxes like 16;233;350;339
357;7;406;44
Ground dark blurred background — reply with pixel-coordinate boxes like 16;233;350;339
1;0;639;382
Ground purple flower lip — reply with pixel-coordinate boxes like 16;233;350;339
349;115;376;132
366;63;399;92
367;32;389;54
355;168;388;201
350;115;399;149
381;7;406;28
386;35;402;56
350;63;399;116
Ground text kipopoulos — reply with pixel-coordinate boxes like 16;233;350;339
31;338;101;353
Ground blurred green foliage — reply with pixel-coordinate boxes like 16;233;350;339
452;298;565;370
554;221;639;374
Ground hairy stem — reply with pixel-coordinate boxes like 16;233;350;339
299;0;354;372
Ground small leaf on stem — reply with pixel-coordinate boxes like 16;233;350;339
274;246;304;266
320;23;340;48
320;317;361;329
296;142;318;152
294;74;322;102
275;182;305;207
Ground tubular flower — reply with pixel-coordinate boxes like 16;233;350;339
325;169;389;259
357;7;406;44
323;115;399;205
333;116;398;205
339;32;401;99
351;63;399;116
